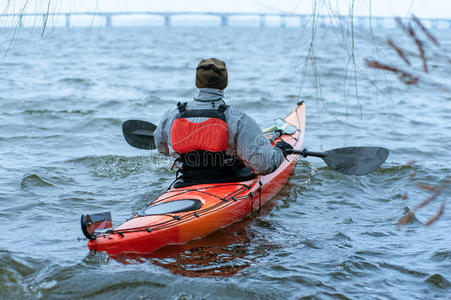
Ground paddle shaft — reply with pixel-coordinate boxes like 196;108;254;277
287;149;326;158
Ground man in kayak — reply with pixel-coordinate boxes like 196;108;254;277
154;58;292;186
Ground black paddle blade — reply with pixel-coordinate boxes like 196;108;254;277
81;212;112;240
122;120;157;150
323;147;389;175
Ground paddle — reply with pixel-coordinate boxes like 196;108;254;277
121;120;389;175
286;147;389;175
122;120;157;150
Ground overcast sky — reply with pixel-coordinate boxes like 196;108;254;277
1;0;450;19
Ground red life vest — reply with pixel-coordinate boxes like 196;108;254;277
170;102;229;169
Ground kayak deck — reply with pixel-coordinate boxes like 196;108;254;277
87;102;305;255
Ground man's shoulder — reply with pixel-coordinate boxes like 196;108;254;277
226;106;244;115
159;106;179;122
224;106;248;123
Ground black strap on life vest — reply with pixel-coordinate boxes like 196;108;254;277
175;101;228;121
176;101;187;113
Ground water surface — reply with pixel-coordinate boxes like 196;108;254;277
1;26;450;299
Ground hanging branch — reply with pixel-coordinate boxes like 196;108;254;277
425;202;445;226
387;39;411;66
365;15;451;93
406;23;428;73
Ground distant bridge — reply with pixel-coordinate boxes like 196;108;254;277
1;11;450;29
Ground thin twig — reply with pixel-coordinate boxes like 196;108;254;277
394;17;407;32
41;0;52;37
416;184;437;192
387;39;411;66
425;202;445;226
407;23;428;73
407;161;417;181
349;0;363;119
365;59;419;85
411;14;440;47
398;176;450;226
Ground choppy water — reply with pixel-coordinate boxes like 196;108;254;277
1;26;450;299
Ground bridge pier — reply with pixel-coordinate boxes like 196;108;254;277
18;15;23;28
319;15;326;27
164;15;171;27
105;15;112;27
65;13;70;28
299;15;306;27
375;18;384;28
221;15;228;27
430;20;439;29
280;15;287;28
42;14;47;28
356;16;365;28
259;14;265;27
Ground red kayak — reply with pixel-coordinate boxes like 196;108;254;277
86;102;305;255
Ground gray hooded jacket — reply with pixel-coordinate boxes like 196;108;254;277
154;88;284;175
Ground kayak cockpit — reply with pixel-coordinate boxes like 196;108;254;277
140;199;202;215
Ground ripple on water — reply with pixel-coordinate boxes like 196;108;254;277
299;239;322;250
1;27;451;299
0;251;42;299
333;258;379;279
377;163;413;175
378;262;428;277
69;155;173;179
332;232;353;249
74;118;123;131
57;77;96;88
95;99;124;110
23;109;95;116
425;274;451;289
360;230;394;238
20;174;55;189
431;250;451;262
261;265;327;289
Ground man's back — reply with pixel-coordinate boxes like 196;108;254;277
154;58;292;178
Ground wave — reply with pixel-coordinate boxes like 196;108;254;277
23;109;95;115
425;274;451;289
68;154;173;179
58;77;96;87
0;251;43;299
20;174;55;189
431;250;451;262
376;163;413;174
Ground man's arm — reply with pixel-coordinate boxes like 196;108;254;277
235;114;285;175
154;109;175;156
